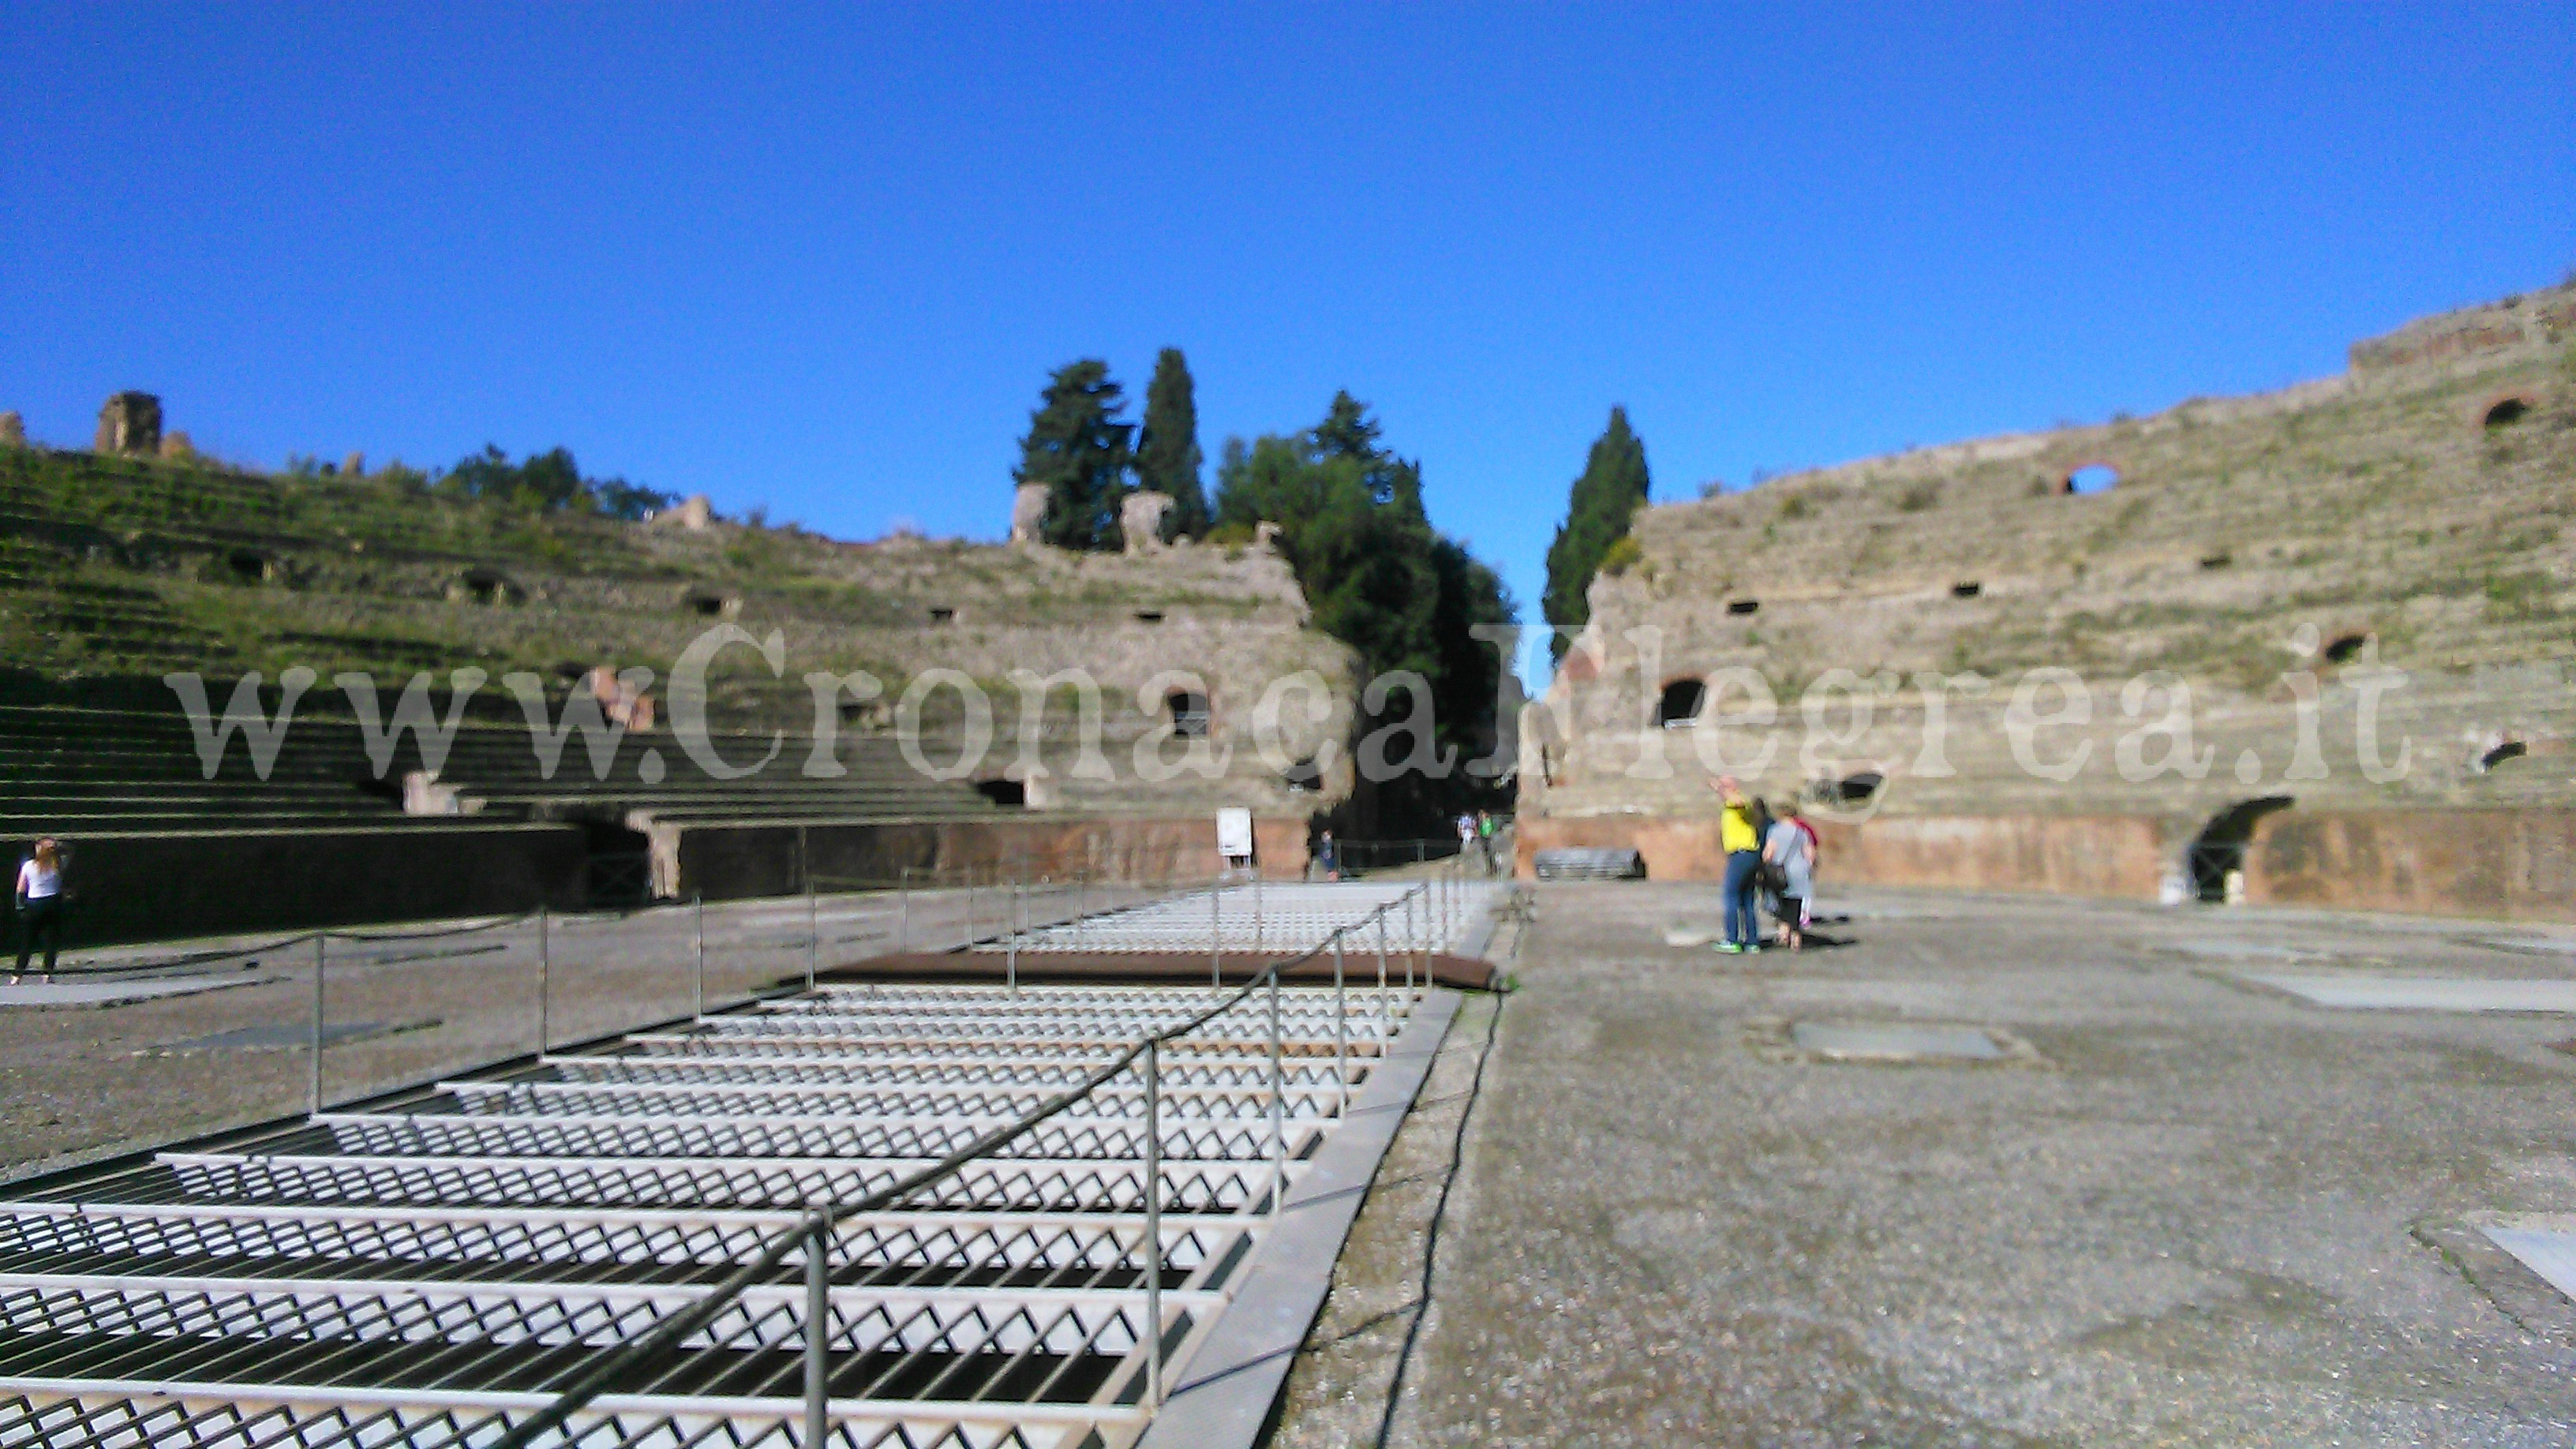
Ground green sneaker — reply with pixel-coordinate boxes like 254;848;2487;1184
1713;942;1743;954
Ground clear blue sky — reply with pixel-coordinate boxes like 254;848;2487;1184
6;5;2570;687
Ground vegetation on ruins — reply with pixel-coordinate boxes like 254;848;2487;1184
1012;360;1134;551
1541;407;1652;659
1214;391;1514;826
1135;348;1210;541
429;444;676;522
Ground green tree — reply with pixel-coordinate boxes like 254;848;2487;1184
436;444;672;521
1013;360;1133;550
1541;406;1653;658
1134;347;1208;539
1215;393;1514;829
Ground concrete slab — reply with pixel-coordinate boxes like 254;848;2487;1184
2240;972;2576;1013
0;972;272;1010
1790;1021;2003;1061
1136;987;1462;1449
2480;1223;2576;1305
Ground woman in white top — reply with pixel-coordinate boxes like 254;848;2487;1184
13;837;64;983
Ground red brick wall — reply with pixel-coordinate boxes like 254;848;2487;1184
1514;813;2169;900
2245;809;2576;923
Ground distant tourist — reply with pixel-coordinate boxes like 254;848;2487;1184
1475;810;1497;875
12;837;66;984
1314;829;1341;882
1765;803;1816;951
1705;777;1763;953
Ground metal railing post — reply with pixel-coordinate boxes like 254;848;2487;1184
805;844;818;994
1407;886;1420;994
308;934;325;1116
898;867;910;954
1333;930;1348;1114
1076;873;1088;953
693;893;706;1020
1143;1035;1164;1406
1267;966;1284;1219
1006;879;1020;998
803;1210;829;1445
967;872;977;949
1376;909;1391;1032
537;904;550;1055
1210;877;1222;990
1252;871;1264;954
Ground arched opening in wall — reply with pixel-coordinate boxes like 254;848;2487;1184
1167;690;1211;739
2199;552;2233;571
1657;678;1708;728
927;606;956;625
1811;770;1884;806
2479;740;2529;772
1952;581;1982;598
972;778;1028;807
839;698;886;732
1282;755;1322;792
456;568;520;606
683;590;738;620
1133;609;1165;624
2185;796;2295;902
2323;632;2368;665
1726;598;1761;616
2064;464;2120;496
582;819;654;906
227;550;271;584
2484;397;2532;429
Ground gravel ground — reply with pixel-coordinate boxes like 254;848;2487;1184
1297;882;2576;1447
0;885;1125;1181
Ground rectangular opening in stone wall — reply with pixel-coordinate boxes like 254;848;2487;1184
1726;598;1761;616
1951;581;1982;597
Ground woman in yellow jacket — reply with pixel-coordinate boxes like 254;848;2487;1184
1706;777;1764;953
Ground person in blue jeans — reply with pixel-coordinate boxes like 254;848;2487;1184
1705;777;1764;953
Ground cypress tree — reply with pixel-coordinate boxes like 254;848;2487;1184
1134;347;1208;539
1012;360;1133;550
1541;406;1652;658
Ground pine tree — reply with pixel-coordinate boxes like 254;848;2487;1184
1541;406;1652;658
1134;348;1208;539
1214;394;1515;831
1012;360;1133;550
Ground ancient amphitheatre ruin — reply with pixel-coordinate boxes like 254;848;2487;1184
1524;280;2576;921
0;278;2572;1449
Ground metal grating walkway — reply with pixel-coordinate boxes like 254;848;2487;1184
0;969;1433;1448
971;882;1504;957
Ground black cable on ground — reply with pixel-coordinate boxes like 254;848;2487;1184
1372;982;1508;1449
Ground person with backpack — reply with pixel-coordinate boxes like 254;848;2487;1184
1764;804;1817;950
1705;777;1763;953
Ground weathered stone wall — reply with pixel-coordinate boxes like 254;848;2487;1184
2245;807;2576;923
676;813;1314;900
2;823;589;946
1515;811;2170;900
1518;282;2576;920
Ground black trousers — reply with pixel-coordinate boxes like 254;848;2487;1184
14;897;62;975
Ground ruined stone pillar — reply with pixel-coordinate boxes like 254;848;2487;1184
1121;490;1174;553
1009;483;1050;544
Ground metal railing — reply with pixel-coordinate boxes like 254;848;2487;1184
483;878;1440;1447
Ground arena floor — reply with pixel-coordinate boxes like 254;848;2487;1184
1290;882;2576;1447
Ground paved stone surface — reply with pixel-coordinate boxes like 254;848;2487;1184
0;888;1042;1181
2242;972;2576;1013
1367;883;2576;1447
